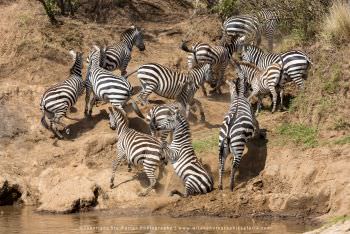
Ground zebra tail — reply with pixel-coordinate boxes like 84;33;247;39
40;106;50;129
129;98;145;119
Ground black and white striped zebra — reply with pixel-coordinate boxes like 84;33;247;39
218;73;259;191
85;46;144;119
256;9;281;51
102;26;145;76
136;63;213;121
222;9;281;52
240;44;312;109
40;50;84;139
232;59;283;114
223;14;262;47
146;103;182;143
108;107;169;196
180;36;241;95
153;105;214;197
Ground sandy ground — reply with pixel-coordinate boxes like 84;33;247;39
0;0;349;224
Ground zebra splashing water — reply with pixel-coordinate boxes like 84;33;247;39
102;26;145;76
85;46;144;119
40;50;84;139
218;71;260;191
180;36;241;95
153;104;213;197
240;44;312;109
136;63;213;121
108;107;169;196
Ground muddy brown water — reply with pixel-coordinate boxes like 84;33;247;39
0;206;317;233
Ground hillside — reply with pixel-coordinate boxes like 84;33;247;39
0;0;349;226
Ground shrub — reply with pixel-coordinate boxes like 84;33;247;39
277;123;318;148
334;135;350;145
212;0;238;18
321;1;350;45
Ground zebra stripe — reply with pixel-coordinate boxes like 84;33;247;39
223;14;262;46
240;44;312;108
102;26;145;76
108;107;168;196
154;105;213;197
137;63;213;121
233;60;283;113
218;76;258;191
40;50;84;139
181;36;240;95
256;9;281;51
85;46;144;118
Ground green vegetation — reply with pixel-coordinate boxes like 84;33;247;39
321;0;350;45
333;118;350;131
212;0;238;18
277;123;318;148
193;135;218;153
326;215;350;225
334;135;350;145
323;65;342;94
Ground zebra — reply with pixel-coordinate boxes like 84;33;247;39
101;26;145;76
108;107;169;196
222;14;262;47
153;104;214;197
40;50;84;139
240;44;312;109
231;58;283;114
145;103;182;143
180;36;242;95
136;63;213;121
85;46;144;119
222;9;282;52
218;71;259;191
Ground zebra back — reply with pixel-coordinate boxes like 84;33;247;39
119;26;145;51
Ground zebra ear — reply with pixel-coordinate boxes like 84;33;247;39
93;45;100;51
130;25;136;29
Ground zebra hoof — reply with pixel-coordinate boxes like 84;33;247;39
200;116;206;123
110;183;114;189
65;128;70;135
218;185;223;190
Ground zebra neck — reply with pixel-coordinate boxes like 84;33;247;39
121;36;134;51
70;60;82;77
171;117;192;146
188;69;204;88
116;122;128;137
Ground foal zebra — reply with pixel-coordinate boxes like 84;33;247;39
108;107;169;196
85;46;144;118
154;105;214;197
40;50;84;139
180;36;241;95
218;74;259;191
102;26;145;76
136;63;213;121
232;59;283;114
240;44;312;108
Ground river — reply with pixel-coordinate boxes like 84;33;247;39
0;206;317;233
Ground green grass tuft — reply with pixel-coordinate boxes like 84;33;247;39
192;135;218;154
277;123;318;148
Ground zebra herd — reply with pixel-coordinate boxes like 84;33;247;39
40;9;312;197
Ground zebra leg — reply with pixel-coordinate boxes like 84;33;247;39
218;140;229;190
270;87;278;113
110;152;125;189
229;164;237;192
139;159;157;196
192;98;205;122
256;96;263;115
201;83;208;97
279;89;286;111
137;85;154;106
84;88;95;117
50;120;64;139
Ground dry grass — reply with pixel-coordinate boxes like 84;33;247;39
321;1;350;45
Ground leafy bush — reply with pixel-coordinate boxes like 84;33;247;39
277;123;318;148
321;1;350;45
212;0;238;18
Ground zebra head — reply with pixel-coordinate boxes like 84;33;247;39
155;105;181;132
203;63;214;83
240;44;262;64
108;107;128;131
121;26;145;52
69;50;84;77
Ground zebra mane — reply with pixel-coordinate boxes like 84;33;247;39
120;27;137;41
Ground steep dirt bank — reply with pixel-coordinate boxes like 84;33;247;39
0;0;349;223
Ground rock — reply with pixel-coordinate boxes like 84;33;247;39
37;176;100;213
304;219;350;234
